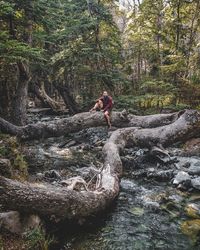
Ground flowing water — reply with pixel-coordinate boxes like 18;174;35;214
25;123;200;250
51;178;198;250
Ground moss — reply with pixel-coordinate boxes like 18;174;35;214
0;134;28;180
181;219;200;244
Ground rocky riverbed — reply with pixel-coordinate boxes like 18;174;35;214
1;122;200;249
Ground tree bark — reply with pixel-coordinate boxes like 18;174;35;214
0;110;182;140
32;82;62;110
0;109;199;219
54;83;79;114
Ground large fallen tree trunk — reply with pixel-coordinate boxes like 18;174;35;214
0;110;182;140
0;110;200;219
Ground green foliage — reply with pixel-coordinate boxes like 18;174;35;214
1;0;200;113
0;134;28;179
24;227;54;250
139;80;175;95
0;32;44;63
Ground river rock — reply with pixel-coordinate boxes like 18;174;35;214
147;169;175;181
185;203;200;219
188;164;200;175
184;138;200;156
191;177;200;190
0;211;41;235
181;219;200;242
173;171;191;185
44;169;61;180
0;158;12;177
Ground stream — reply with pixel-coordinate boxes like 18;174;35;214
24;114;200;250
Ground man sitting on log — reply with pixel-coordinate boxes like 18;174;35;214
90;91;113;129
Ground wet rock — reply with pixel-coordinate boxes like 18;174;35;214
181;219;200;243
147;169;175;181
36;172;45;180
120;179;138;194
191;177;200;190
143;201;160;210
188;164;200;175
0;211;41;235
135;149;146;156
44;170;61;180
0;159;12;177
58;139;77;149
129;206;144;216
121;156;137;169
41;117;52;122
185;203;200;219
173;171;191;185
168;194;184;204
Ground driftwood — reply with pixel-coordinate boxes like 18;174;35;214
0;110;181;140
0;110;200;219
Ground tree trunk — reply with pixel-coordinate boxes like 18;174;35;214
0;63;30;125
0;109;199;219
32;82;62;110
11;62;31;125
54;84;79;114
0;110;182;140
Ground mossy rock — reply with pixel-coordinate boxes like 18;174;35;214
185;204;200;219
0;135;28;180
181;219;200;243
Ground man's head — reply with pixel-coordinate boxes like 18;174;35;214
103;91;108;96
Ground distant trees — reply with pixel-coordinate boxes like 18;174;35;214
0;0;200;123
120;0;200;110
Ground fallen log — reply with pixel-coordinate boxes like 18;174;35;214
0;110;199;219
0;110;181;140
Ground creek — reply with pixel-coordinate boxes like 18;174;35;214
24;115;200;250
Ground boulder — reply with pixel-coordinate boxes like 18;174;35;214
188;164;200;175
0;159;12;177
191;177;200;190
0;211;41;235
173;171;191;185
185;203;200;219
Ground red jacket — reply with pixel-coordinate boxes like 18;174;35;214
99;96;113;112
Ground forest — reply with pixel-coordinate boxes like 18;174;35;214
0;0;200;249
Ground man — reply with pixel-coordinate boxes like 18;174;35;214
90;91;113;129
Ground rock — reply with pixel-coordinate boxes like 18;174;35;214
58;139;77;148
191;177;200;190
188;164;200;175
36;172;45;180
181;219;200;243
120;179;138;194
0;211;22;234
44;170;61;180
0;211;41;235
168;194;184;203
147;169;175;181
184;138;200;156
136;149;145;156
0;159;12;177
41;117;52;122
185;203;200;219
173;171;191;185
